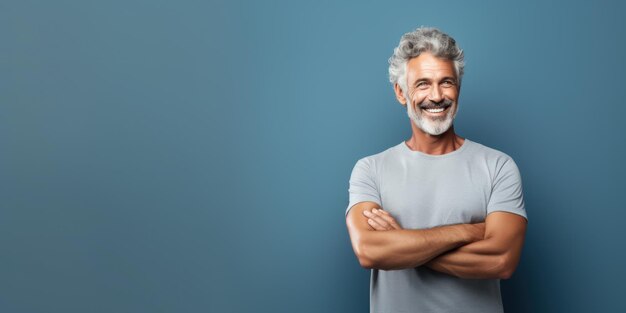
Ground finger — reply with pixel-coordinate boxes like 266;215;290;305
370;210;392;228
367;218;386;231
372;209;401;230
369;214;392;230
366;219;376;230
364;210;393;230
363;210;380;230
363;209;385;222
362;211;377;230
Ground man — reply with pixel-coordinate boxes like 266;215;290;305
345;27;527;313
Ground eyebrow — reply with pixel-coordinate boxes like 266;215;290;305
413;76;457;86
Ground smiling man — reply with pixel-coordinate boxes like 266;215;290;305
345;27;528;313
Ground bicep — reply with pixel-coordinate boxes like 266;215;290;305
346;201;380;233
483;211;527;256
346;201;381;254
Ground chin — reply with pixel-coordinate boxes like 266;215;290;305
418;120;454;136
409;110;456;136
407;100;458;136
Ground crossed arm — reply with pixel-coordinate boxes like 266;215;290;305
345;201;527;279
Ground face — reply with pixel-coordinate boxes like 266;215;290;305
395;52;460;136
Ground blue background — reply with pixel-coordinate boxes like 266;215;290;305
2;0;625;312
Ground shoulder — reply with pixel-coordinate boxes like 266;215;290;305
465;139;522;179
466;139;517;165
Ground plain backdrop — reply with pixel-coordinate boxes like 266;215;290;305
1;0;625;312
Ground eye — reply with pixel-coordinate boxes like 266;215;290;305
416;82;429;89
442;80;455;87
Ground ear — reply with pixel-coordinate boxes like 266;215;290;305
393;83;407;107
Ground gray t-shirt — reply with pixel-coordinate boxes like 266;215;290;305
346;138;527;313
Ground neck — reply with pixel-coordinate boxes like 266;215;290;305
405;124;464;155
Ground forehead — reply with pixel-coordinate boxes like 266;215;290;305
406;52;456;81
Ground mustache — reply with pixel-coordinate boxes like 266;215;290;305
419;98;454;110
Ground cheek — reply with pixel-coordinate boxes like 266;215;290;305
410;92;428;104
411;98;425;109
443;90;458;100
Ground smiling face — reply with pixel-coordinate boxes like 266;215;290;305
394;52;460;136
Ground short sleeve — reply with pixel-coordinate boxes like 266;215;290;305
346;158;382;217
487;157;527;220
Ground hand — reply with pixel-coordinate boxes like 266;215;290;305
363;208;403;230
464;222;486;242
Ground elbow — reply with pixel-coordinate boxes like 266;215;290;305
355;242;378;269
358;256;375;269
495;254;518;280
497;268;514;280
358;256;392;270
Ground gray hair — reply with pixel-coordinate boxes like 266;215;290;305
388;27;465;98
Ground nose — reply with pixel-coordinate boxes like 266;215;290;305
428;85;443;103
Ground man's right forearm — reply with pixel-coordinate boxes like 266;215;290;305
357;223;482;270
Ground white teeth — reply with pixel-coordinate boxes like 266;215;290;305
425;107;445;113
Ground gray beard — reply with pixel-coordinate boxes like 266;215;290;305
406;98;458;136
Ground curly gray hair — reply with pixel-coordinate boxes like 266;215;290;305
388;27;465;98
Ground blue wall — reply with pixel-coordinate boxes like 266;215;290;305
2;0;625;312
